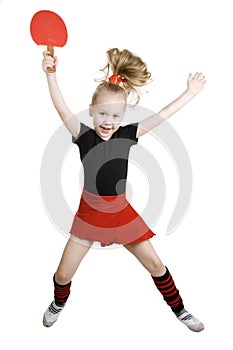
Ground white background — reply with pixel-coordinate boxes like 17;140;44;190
0;0;232;348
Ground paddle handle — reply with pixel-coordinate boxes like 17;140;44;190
47;46;56;73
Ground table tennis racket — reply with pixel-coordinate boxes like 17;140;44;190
30;10;68;73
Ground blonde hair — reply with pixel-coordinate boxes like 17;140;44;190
92;48;151;106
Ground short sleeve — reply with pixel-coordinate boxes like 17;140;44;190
118;122;139;143
72;123;91;144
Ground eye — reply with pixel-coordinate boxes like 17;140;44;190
98;112;105;117
113;115;119;119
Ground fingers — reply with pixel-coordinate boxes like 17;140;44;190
54;56;58;66
42;56;55;70
193;72;205;80
42;51;57;73
43;50;53;58
188;73;193;81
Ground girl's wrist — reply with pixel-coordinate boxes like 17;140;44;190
185;88;196;99
46;71;56;80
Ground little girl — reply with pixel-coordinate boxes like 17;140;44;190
42;48;206;331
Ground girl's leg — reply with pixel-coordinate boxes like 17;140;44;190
55;235;93;285
124;240;204;332
125;239;166;276
43;235;93;327
124;240;184;311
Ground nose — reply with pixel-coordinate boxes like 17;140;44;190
103;115;112;124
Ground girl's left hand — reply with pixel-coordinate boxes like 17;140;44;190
187;72;206;96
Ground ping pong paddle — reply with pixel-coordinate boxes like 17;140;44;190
30;10;68;73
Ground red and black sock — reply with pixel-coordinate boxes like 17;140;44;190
151;267;184;314
53;274;72;307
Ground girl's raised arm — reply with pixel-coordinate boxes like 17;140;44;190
42;51;80;138
136;72;206;138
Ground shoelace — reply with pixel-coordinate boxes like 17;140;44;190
48;302;63;314
176;309;193;320
180;313;193;321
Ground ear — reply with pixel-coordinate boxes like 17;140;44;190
89;104;93;117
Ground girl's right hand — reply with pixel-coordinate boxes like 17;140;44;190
42;51;57;74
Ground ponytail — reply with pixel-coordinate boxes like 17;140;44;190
92;48;151;106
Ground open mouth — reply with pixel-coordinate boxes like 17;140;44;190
100;126;112;132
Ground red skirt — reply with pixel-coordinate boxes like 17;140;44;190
70;189;155;246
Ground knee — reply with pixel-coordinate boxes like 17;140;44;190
55;270;71;285
148;258;166;277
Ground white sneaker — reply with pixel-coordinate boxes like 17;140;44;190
43;301;64;327
177;310;204;332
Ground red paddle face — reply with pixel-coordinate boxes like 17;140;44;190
30;10;68;47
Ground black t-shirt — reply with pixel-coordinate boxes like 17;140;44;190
72;122;139;195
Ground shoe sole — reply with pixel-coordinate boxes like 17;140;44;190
187;324;204;332
43;315;56;328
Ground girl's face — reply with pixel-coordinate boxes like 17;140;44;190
90;93;126;140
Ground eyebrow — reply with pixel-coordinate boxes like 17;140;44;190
97;109;123;114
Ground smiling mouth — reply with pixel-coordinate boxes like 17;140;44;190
100;126;112;132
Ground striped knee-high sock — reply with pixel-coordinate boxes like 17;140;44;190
151;267;184;314
53;274;72;307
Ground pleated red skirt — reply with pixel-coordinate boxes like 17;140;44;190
70;189;155;246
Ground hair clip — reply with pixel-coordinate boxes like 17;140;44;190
108;74;127;85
